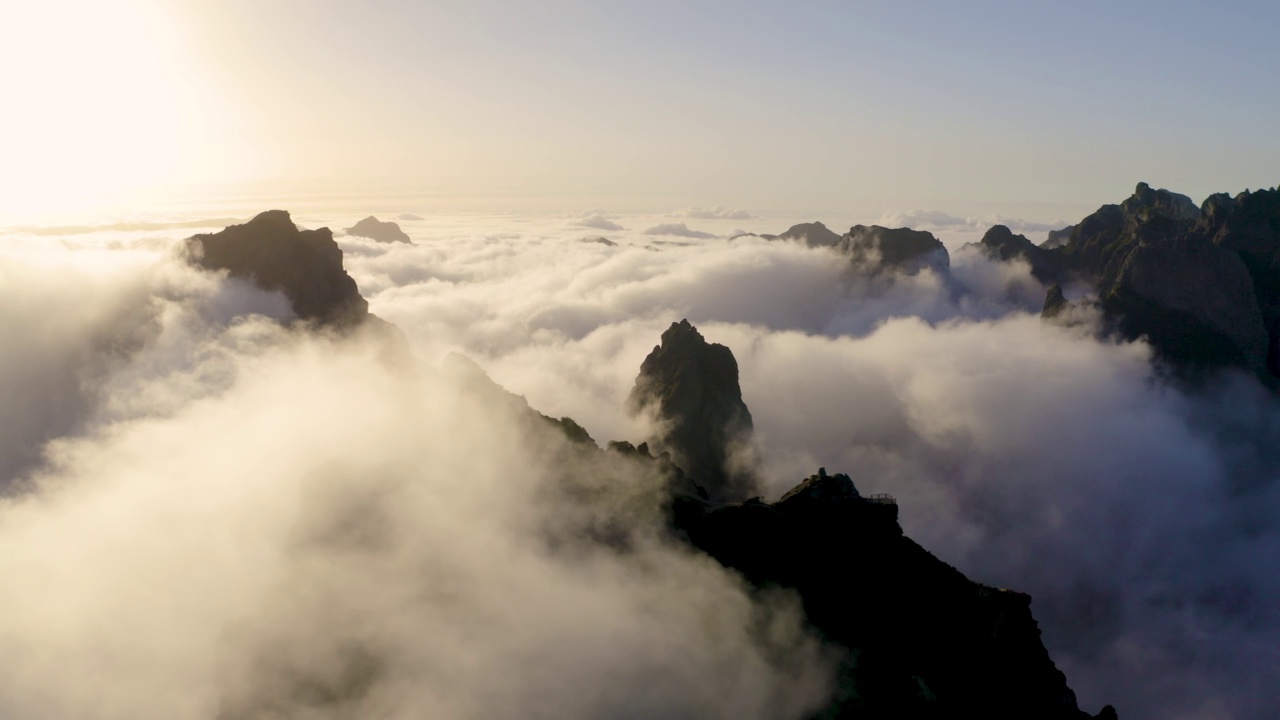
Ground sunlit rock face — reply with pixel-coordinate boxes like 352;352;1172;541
1197;187;1280;375
1045;182;1280;378
188;210;369;326
345;215;412;244
626;319;760;502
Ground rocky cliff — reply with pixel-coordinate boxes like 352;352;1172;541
977;224;1072;286
1039;182;1280;380
619;320;1111;718
838;224;950;274
674;468;1109;720
766;221;950;275
626;319;760;502
188;210;370;326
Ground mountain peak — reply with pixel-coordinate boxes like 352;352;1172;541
626;319;759;502
778;221;842;248
346;216;411;243
188;211;368;327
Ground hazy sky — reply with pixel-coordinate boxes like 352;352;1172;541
2;0;1277;220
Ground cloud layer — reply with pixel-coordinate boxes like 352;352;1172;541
0;235;833;719
878;209;1070;238
2;209;1278;720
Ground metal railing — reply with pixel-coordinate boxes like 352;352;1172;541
865;493;897;505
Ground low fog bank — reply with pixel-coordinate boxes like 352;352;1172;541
3;211;1278;719
0;246;833;719
342;214;1280;719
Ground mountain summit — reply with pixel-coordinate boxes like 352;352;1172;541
346;216;411;243
626;319;760;502
189;210;369;326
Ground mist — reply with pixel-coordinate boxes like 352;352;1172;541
2;210;1277;719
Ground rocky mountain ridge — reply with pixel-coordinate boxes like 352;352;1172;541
766;181;1280;382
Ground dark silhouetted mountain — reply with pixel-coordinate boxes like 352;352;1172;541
838;225;950;274
188;210;369;326
345;216;411;243
978;225;1072;285
579;236;618;246
779;221;842;248
756;222;948;274
667;467;1111;720
626;319;759;502
615;323;1111;717
1196;187;1280;375
1044;183;1280;379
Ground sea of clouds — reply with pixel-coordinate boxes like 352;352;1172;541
0;206;1276;719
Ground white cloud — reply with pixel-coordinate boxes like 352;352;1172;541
642;222;717;239
672;207;756;220
573;214;625;231
3;210;1278;720
878;209;1069;237
0;241;832;720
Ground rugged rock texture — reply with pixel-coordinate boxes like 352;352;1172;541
626;320;759;502
1196;187;1280;375
345;216;411;243
1107;234;1267;371
779;221;843;248
838;225;950;274
1041;182;1280;379
189;210;369;326
750;221;948;275
670;468;1111;720
978;224;1072;285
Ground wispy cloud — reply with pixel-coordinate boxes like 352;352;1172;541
642;222;717;239
1;212;1276;719
574;214;626;231
671;207;756;220
878;209;1068;236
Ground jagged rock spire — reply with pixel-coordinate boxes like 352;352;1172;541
626;319;759;502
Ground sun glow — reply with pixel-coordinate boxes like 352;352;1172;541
0;1;190;222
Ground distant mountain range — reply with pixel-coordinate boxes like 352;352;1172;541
757;183;1280;385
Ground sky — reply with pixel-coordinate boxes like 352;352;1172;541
3;3;1280;717
2;0;1278;223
